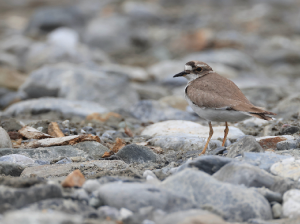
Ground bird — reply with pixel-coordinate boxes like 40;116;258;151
173;61;276;155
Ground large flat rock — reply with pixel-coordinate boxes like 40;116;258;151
21;160;128;178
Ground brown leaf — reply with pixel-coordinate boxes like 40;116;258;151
86;112;122;122
26;134;100;148
61;169;85;188
8;131;22;140
48;122;64;137
19;126;53;139
111;138;126;153
102;151;114;158
124;127;133;137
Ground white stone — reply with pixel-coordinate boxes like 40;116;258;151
82;179;101;194
0;154;34;165
283;189;300;218
47;27;79;51
270;158;300;181
100;64;150;82
0;127;12;148
141;120;244;141
120;208;133;220
147;60;184;81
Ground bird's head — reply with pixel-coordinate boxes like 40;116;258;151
173;61;213;81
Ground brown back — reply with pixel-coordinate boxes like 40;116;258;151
186;72;252;109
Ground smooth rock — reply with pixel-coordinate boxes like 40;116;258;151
177;155;233;175
0;184;62;211
19;64;138;110
183;49;253;71
74;141;109;159
271;158;300;181
0;162;25;176
95;182;195;212
132;83;170;100
130;101;198;123
21;160;128;178
0;176;46;188
4;97;108;118
156;209;229;224
142;120;244;141
0;154;34;165
0;118;22;132
100;64;150;82
22;198;96;216
0;127;12;148
3;210;82;224
242;152;292;172
255;188;282;203
158;96;188;111
84;16;131;54
274;93;300;119
227;136;264;158
213;162;294;194
241;85;286;110
25;6;87;36
277;140;298;151
161;169;272;222
116;144;158;163
82;179;101;194
147;135;206;152
0;146;87;161
272;202;282;219
281;126;300;135
283;189;300;218
147;60;185;81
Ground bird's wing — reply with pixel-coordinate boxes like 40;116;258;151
186;72;276;119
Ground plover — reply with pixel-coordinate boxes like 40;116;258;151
173;61;276;155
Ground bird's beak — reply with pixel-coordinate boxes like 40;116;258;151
173;71;187;78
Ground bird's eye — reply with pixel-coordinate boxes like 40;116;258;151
196;67;202;72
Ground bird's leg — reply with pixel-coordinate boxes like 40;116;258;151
222;121;229;147
199;121;213;155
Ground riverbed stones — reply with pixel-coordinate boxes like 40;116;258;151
227;136;264;158
94;182;195;213
161;169;272;222
116;144;158;163
270;158;300;181
213;162;294;194
3;97;109;118
130;101;198;123
282;189;300;218
0;127;12;148
0;183;62;212
241;152;292;172
21;160;128;178
177;155;233;175
142;120;245;141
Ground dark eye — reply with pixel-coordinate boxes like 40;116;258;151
196;67;202;72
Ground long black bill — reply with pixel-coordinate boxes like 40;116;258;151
173;71;187;78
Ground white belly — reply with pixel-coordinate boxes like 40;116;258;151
186;95;251;122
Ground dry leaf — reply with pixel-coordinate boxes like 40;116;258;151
111;138;126;153
61;169;85;188
26;134;100;148
102;151;114;158
124;127;133;137
48;122;64;137
86;112;122;122
19;126;53;139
